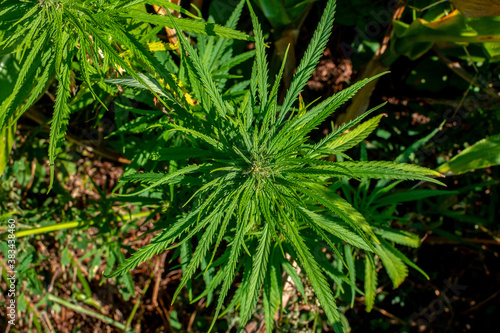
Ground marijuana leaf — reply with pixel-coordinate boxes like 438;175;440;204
0;0;249;190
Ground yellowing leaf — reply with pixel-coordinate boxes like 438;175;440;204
146;41;178;52
451;0;500;18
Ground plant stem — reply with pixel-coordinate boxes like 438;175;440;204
0;211;150;239
15;221;84;238
125;276;153;330
47;294;129;331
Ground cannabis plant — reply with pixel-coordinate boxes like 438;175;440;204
110;0;444;331
0;0;249;187
328;136;452;313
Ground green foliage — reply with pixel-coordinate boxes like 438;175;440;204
0;141;153;330
392;9;500;61
251;0;314;34
1;0;498;331
109;0;443;331
0;0;249;189
436;133;500;175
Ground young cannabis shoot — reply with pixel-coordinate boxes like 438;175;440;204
110;0;444;331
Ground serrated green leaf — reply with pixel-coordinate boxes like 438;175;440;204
240;222;272;326
48;58;72;190
327;114;384;153
376;242;408;288
123;13;251;40
278;0;337;123
375;227;421;248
